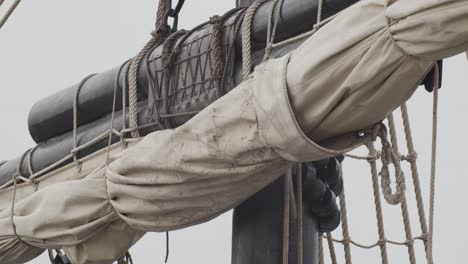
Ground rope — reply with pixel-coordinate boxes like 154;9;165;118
127;0;169;138
0;0;21;30
371;124;406;205
318;235;325;264
263;0;284;61
296;164;303;264
105;62;125;165
160;30;187;129
73;74;97;171
387;114;416;264
326;233;338;264
427;64;440;264
282;170;291;264
241;0;266;80
10;149;32;247
328;235;428;249
315;0;323;28
367;141;389;264
400;102;431;257
339;192;352;264
210;15;224;83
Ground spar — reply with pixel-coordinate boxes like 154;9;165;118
0;0;467;263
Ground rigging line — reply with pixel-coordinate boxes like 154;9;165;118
0;0;5;8
427;63;440;264
0;0;22;30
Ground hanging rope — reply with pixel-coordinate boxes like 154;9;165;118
241;0;266;80
127;0;170;138
73;74;97;171
282;170;291;264
0;0;22;30
338;192;352;264
387;114;417;264
264;0;284;61
296;164;303;264
427;64;440;264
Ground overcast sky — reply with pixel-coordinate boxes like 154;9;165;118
0;0;467;263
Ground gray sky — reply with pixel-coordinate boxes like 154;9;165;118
0;0;467;263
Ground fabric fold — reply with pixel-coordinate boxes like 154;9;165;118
0;0;467;263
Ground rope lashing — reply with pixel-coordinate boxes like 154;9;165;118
160;30;187;129
210;15;225;83
127;0;171;138
0;0;22;30
241;0;266;80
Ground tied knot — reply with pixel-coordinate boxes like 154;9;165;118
401;152;418;162
365;123;406;205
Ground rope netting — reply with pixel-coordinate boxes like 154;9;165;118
1;0;441;263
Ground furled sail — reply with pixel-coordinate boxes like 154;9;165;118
1;0;467;263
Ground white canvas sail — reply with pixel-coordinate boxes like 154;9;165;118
0;0;467;263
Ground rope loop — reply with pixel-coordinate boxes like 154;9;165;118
364;123;406;205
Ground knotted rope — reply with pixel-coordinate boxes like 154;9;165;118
322;63;441;264
127;0;170;138
241;0;266;80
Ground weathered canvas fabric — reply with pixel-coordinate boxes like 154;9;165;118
0;0;467;263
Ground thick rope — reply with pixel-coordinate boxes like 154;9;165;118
371;124;406;205
339;192;352;264
210;15;224;84
400;102;431;257
0;0;21;30
127;0;169;138
326;233;338;264
387;114;416;264
241;0;266;80
318;235;325;264
160;30;187;129
427;64;440;264
366;142;389;264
